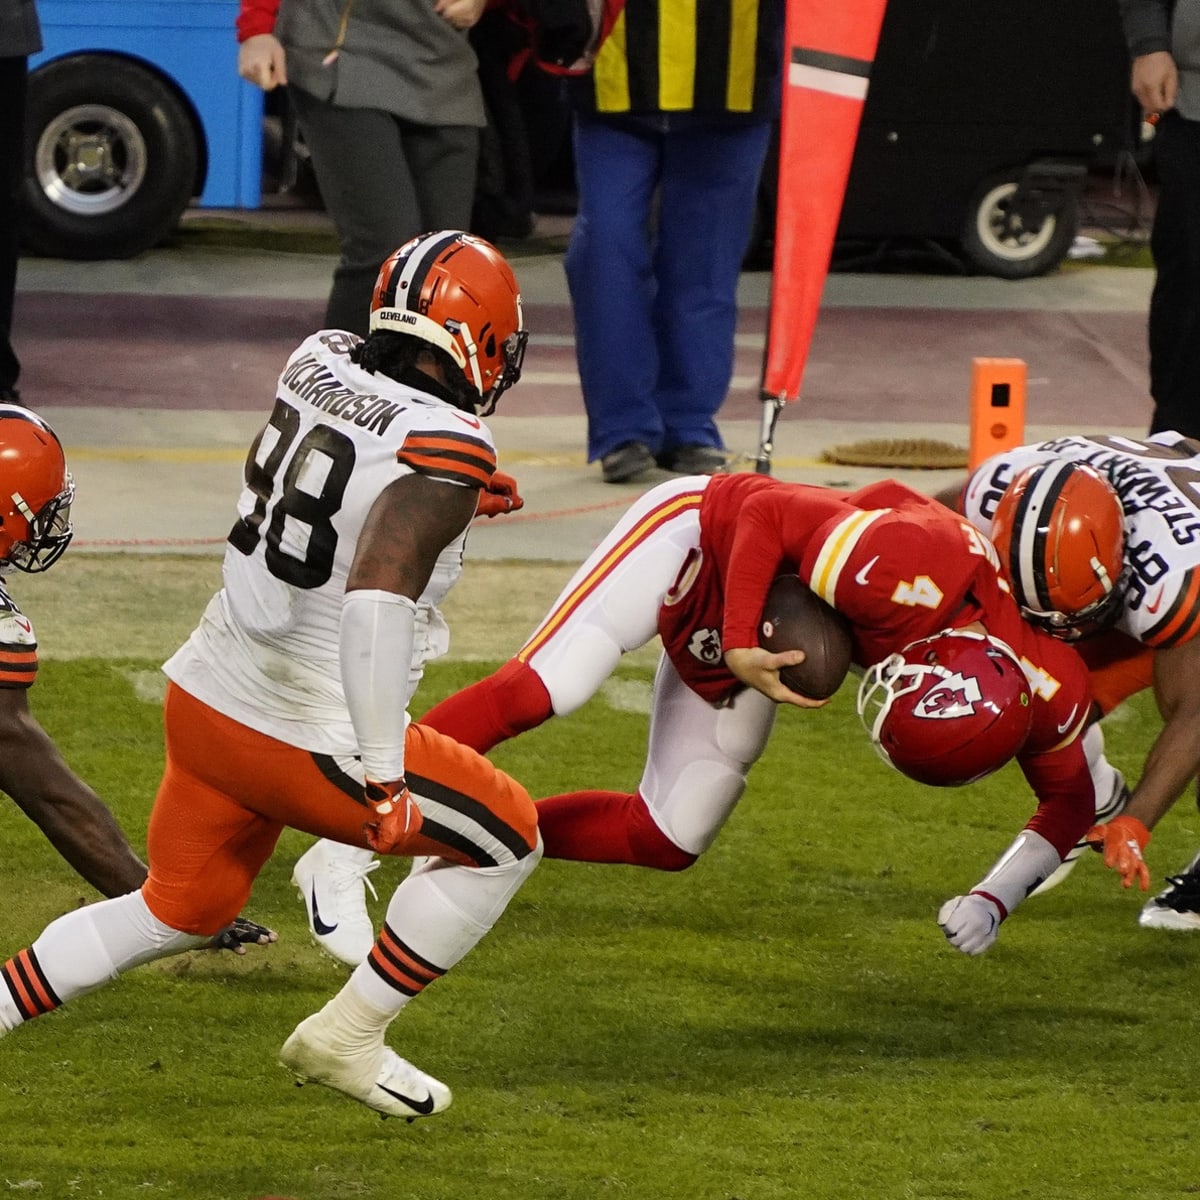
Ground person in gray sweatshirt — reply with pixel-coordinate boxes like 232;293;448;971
1119;0;1200;439
236;0;487;337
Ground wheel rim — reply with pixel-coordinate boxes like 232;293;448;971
974;181;1057;262
34;103;148;216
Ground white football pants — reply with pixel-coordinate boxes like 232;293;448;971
522;475;777;856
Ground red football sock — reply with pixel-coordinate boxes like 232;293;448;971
536;790;697;870
419;658;553;753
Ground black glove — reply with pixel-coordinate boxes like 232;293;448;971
210;915;278;955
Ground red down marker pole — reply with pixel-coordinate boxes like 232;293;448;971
755;0;889;473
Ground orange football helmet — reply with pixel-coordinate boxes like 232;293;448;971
0;405;75;572
369;230;527;415
990;460;1125;640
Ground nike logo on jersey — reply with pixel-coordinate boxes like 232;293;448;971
13;615;31;633
376;1081;436;1114
854;555;880;586
1056;705;1079;735
1146;587;1165;615
310;884;338;936
453;413;481;429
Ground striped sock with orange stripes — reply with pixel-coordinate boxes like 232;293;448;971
308;927;450;1042
364;921;447;1003
0;947;61;1032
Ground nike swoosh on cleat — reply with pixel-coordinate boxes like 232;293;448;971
310;884;338;936
376;1082;436;1114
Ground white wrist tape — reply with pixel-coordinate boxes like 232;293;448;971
971;829;1062;919
340;589;417;782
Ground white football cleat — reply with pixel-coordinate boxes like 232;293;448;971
292;840;380;967
1031;765;1129;897
279;1010;452;1120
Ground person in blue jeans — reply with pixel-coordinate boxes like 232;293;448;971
565;0;784;484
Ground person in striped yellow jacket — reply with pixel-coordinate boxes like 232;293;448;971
564;0;785;484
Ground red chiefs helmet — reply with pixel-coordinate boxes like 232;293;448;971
990;460;1125;640
0;405;75;573
369;230;527;415
856;629;1034;787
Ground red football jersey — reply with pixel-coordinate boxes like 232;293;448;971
656;475;1095;855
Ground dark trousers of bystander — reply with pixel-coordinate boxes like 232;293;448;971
1148;109;1200;440
0;55;28;400
565;114;772;465
288;87;479;338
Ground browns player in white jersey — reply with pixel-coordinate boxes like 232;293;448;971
957;432;1200;928
0;232;541;1121
418;471;1101;956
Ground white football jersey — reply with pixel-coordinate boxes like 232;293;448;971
0;577;37;689
963;432;1200;647
165;330;498;752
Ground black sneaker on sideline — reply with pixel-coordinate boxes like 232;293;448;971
656;444;729;475
1140;849;1200;930
600;440;655;484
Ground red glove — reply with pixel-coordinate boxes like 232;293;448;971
475;470;524;518
1085;814;1151;891
362;779;418;854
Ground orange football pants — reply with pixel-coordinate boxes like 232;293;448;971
142;682;537;935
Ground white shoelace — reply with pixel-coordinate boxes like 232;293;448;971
328;856;381;907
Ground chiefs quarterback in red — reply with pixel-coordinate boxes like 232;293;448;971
415;471;1099;957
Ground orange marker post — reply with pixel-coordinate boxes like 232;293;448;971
968;357;1027;470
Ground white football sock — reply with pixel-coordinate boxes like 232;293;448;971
350;842;541;1017
36;892;207;1003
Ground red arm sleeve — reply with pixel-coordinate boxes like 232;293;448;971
1012;628;1097;857
721;487;853;650
237;0;279;42
1018;736;1095;858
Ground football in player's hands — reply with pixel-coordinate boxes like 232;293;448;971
758;574;853;700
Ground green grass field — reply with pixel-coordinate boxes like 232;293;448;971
2;655;1199;1200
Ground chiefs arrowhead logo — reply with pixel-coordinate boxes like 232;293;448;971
687;627;722;665
914;672;983;719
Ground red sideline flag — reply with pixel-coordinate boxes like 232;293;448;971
761;0;889;404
